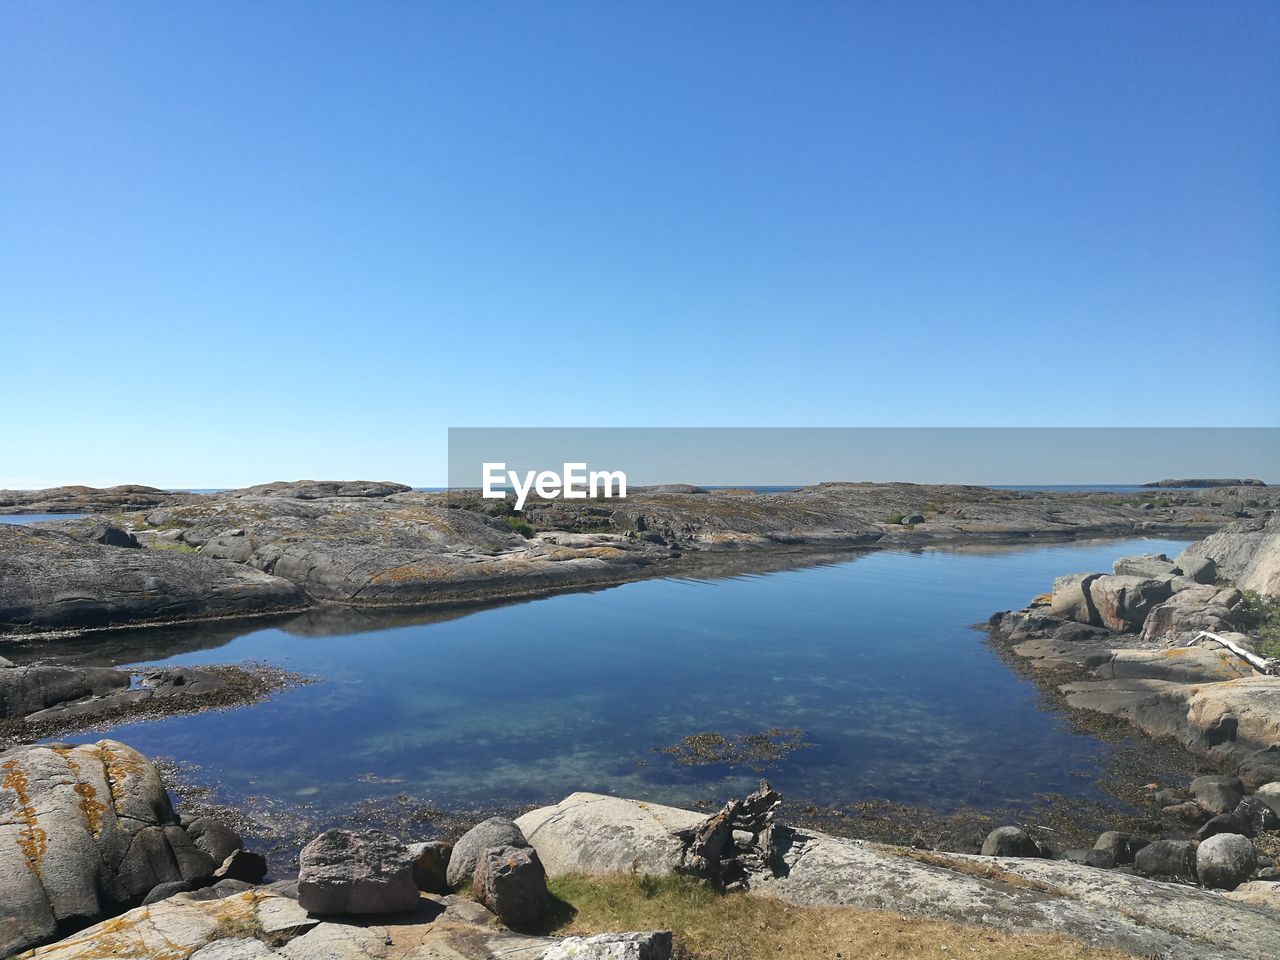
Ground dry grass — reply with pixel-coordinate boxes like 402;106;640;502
545;874;1130;960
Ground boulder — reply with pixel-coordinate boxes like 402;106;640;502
0;739;222;956
446;817;529;888
185;817;244;866
1088;576;1172;632
472;844;548;927
1195;813;1254;841
83;523;140;548
1063;848;1116;869
1255;782;1280;817
1234;796;1280;835
297;829;419;915
1197;833;1257;890
979;826;1044;858
215;849;268;884
142;879;195;905
1052;622;1109;643
1092;831;1149;865
407;840;450;894
1163;801;1211;824
1113;554;1178;579
1048;573;1103;625
1190;775;1246;815
1134;840;1198;883
1178;555;1217;585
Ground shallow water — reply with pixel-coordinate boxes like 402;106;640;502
48;537;1187;822
0;513;87;524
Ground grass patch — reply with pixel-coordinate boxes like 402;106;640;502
1236;589;1280;659
544;873;1127;960
149;540;198;553
502;515;536;539
884;514;906;525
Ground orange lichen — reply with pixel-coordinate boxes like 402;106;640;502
2;758;48;876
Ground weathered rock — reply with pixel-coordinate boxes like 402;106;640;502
1191;776;1246;815
1048;573;1103;624
541;931;674;960
81;523;140;548
142;879;195;904
472;843;548;927
0;525;308;633
1063;848;1116;869
446;817;529;889
1164;801;1211;824
1195;813;1254;840
1093;831;1149;865
1179;555;1217;585
1094;647;1253;684
297;829;419;915
407;840;450;894
1225;880;1280;911
186;817;245;865
1234;796;1280;834
1255;781;1280;816
1053;621;1109;643
0;663;130;718
1197;833;1257;890
1113;554;1178;579
216;849;268;884
1178;515;1280;597
979;826;1045;858
1088;575;1173;632
1134;839;1198;882
0;739;222;956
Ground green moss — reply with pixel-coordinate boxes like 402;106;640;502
149;541;198;553
1236;589;1280;659
502;516;536;539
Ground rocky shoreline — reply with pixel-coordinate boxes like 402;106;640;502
3;479;1277;639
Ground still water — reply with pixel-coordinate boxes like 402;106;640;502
52;537;1186;821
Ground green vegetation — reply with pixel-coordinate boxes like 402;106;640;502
885;514;906;525
502;515;536;539
149;540;198;553
1236;589;1280;659
541;873;1129;960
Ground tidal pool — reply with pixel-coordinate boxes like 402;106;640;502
46;537;1187;827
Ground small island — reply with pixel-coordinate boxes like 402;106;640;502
1142;479;1267;488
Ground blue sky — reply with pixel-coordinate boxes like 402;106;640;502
2;2;1277;488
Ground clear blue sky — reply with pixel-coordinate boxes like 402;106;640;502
2;1;1277;488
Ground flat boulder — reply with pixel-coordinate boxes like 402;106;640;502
472;844;548;927
0;663;130;718
446;817;530;888
1113;554;1178;579
297;829;419;915
1197;833;1257;890
979;826;1045;858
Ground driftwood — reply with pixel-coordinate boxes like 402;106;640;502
674;779;785;890
1190;630;1280;676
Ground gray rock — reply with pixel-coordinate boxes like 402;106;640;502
1113;554;1178;579
1053;621;1109;643
1197;833;1257;890
0;524;308;633
189;939;274;960
186;817;244;865
407;840;450;894
1093;831;1149;865
1190;775;1245;815
1178;555;1217;585
1134;839;1198;883
1234;796;1279;834
142;879;195;905
901;514;925;525
1063;848;1116;869
1048;573;1103;624
1178;515;1280;596
446;817;529;888
1087;575;1173;632
215;849;268;884
979;826;1045;858
297;829;419;915
1163;801;1211;824
1255;782;1280;817
541;931;674;960
472;844;548;928
1195;813;1254;841
0;663;130;718
82;523;140;548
